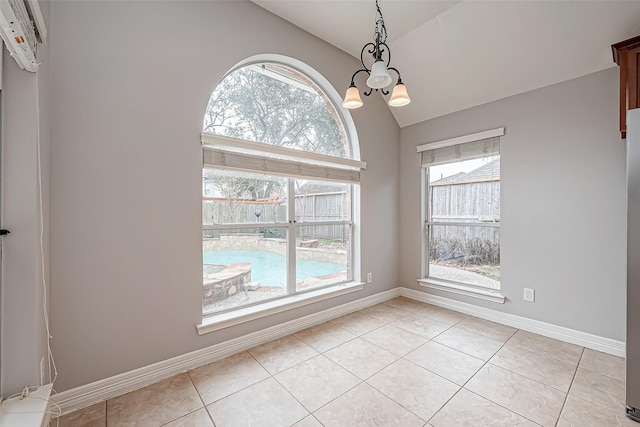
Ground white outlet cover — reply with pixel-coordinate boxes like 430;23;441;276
523;288;535;302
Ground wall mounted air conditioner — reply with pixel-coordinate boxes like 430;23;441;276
0;0;46;72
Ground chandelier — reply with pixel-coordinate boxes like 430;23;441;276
342;0;411;109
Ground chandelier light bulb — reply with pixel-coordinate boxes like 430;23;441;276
388;81;411;107
366;60;393;89
343;84;364;109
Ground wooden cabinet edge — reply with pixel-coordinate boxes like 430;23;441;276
612;36;640;139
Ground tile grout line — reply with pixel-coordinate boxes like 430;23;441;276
250;340;357;425
576;363;626;382
464;329;579;426
553;346;585;427
373;308;475;393
311;310;407;409
423;386;461;426
277;349;366;423
362;379;430;425
190;353;273;418
290;305;426;424
268;372;315;425
208;348;311;426
453;326;550;426
357;306;489;424
462;388;544;427
480;328;580;393
289;313;410;425
508;330;588;365
184;371;216;427
325;305;462;425
314;320;425;421
560;349;629;418
421;319;497;362
458;325;514;389
247;335;320;376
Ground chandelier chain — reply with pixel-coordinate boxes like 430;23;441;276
373;0;388;45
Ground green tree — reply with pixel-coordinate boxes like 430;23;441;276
203;64;346;157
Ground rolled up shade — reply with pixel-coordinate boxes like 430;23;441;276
421;136;500;166
203;147;361;183
202;132;364;183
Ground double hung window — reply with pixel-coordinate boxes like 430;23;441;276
420;130;502;294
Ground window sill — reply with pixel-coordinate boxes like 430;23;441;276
197;282;364;335
418;278;505;304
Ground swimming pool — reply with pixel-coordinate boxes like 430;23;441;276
203;249;345;287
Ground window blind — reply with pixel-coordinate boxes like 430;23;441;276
203;147;361;183
421;136;500;166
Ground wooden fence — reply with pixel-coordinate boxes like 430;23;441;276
430;180;500;264
431;180;499;222
203;191;349;241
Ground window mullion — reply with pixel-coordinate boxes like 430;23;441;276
349;184;354;281
421;167;429;278
287;178;296;296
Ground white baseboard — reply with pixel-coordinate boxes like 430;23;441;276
50;288;400;416
51;285;626;417
399;287;625;358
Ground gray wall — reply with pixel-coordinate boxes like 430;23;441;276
400;68;627;341
1;0;52;396
49;1;400;392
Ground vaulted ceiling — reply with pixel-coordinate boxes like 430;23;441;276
252;0;640;128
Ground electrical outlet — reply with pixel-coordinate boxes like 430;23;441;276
523;288;535;302
367;272;373;283
40;357;46;385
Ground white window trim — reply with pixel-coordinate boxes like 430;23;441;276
416;127;504;152
197;281;363;335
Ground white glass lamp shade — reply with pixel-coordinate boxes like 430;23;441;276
366;60;393;89
343;85;364;109
388;82;411;107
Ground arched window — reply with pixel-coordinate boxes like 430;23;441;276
204;62;351;158
201;58;364;317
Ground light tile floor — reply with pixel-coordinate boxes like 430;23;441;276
50;298;632;427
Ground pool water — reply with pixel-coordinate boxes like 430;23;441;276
203;249;345;287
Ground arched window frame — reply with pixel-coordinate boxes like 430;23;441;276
198;55;365;332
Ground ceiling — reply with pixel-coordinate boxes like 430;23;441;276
252;0;640;128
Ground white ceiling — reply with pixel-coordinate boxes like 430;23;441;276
252;0;640;128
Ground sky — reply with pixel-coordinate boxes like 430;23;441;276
429;155;498;183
